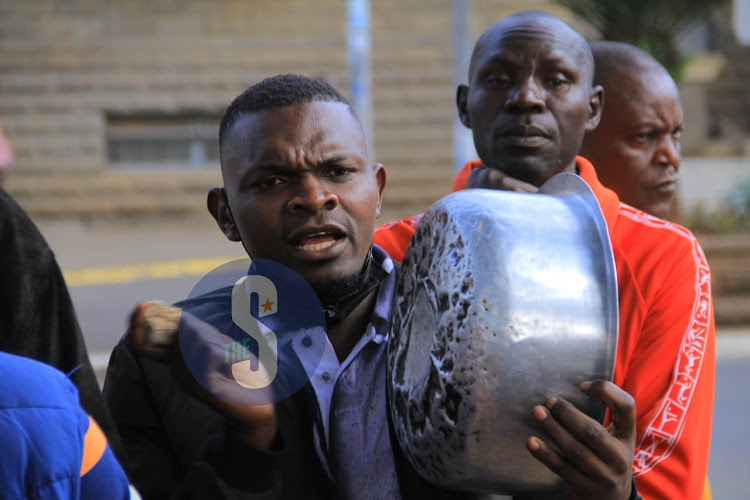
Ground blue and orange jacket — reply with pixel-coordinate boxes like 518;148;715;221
0;352;132;499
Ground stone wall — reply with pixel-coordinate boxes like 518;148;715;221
699;234;750;326
0;0;570;223
1;1;744;325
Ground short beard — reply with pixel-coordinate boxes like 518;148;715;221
308;248;387;324
311;272;363;310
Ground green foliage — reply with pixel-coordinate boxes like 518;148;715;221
686;205;750;234
685;178;750;234
558;0;730;81
724;176;750;216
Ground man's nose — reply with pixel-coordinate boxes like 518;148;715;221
655;135;681;171
504;77;546;113
286;175;339;213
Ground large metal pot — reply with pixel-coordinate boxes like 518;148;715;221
387;172;618;496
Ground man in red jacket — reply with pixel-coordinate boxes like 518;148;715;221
375;11;714;500
580;41;684;220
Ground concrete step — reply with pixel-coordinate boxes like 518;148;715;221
13;192;208;218
4;161;454;220
373;66;454;85
374;87;455;106
714;294;750;326
6;170;221;198
12;189;444;223
699;234;750;295
382;163;455;182
375;147;454;169
374;108;455;133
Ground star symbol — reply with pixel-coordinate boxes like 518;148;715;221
261;298;275;313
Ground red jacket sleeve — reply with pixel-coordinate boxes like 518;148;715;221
375;161;480;263
374;215;423;263
613;215;715;500
451;161;473;191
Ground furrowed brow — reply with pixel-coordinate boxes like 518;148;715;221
250;164;296;175
318;156;349;168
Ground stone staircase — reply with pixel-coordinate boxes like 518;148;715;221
4;162;455;225
2;0;745;327
706;6;750;143
5;168;221;219
1;0;467;225
0;0;585;223
699;234;750;327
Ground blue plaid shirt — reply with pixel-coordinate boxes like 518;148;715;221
292;245;401;500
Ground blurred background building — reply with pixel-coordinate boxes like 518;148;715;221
0;0;747;222
2;0;529;223
0;0;748;326
1;5;747;496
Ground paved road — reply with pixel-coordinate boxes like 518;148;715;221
709;358;749;499
40;216;750;498
37;215;243;361
70;276;199;354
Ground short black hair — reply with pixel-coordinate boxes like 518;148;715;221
219;74;350;148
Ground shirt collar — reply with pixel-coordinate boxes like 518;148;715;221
289;244;395;363
575;155;621;232
369;244;396;345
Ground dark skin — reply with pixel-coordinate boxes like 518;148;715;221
465;44;684;221
457;13;603;187
208;101;386;362
458;13;636;499
127;101;387;451
580;62;683;219
200;101;386;450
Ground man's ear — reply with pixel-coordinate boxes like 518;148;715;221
456;84;471;128
585;84;604;133
207;186;241;242
373;163;387;219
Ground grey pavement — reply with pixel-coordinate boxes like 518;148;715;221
36;214;244;271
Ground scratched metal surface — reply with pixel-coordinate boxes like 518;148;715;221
388;173;619;496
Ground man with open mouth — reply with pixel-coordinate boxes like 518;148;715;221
103;74;477;500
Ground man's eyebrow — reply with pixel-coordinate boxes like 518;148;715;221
481;54;516;68
539;54;579;70
478;53;577;71
246;164;295;176
629;121;660;131
318;156;349;168
633;119;681;132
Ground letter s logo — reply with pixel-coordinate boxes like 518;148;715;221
230;274;278;389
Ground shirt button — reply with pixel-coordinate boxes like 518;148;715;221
322;372;332;382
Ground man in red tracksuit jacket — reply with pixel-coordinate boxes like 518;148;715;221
375;12;714;500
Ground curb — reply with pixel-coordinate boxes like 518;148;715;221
64;256;245;287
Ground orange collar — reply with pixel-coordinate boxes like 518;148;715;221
453;156;620;231
575;156;620;231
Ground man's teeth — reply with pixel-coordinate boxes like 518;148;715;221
298;239;336;251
